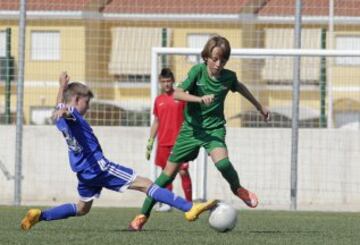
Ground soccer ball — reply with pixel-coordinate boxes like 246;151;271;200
208;202;237;232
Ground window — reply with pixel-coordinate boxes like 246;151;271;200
335;111;360;129
31;31;60;61
109;27;163;76
0;31;6;57
336;36;360;65
262;28;321;84
187;34;212;63
30;106;54;125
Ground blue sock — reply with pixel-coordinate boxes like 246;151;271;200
147;184;192;212
40;203;77;221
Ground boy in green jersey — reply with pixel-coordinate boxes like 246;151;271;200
129;35;270;231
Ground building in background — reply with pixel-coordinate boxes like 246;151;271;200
0;0;359;128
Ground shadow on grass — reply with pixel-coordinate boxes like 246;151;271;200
250;230;319;234
117;229;171;232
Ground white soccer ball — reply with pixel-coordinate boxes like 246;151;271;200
208;202;237;232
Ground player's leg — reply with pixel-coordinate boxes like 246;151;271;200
21;176;102;231
210;148;258;208
129;126;201;230
139;160;180;216
76;200;93;216
93;160;212;228
129;175;192;211
155;145;177;211
146;128;200;214
205;127;258;208
20;202;80;231
128;175;217;230
179;163;192;201
155;145;174;191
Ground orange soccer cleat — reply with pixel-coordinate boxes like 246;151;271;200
236;187;259;208
128;214;148;231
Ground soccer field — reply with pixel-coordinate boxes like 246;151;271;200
2;206;359;245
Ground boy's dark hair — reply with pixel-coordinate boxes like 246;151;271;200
63;82;94;103
159;68;175;81
201;35;231;63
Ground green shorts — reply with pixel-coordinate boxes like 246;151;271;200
168;125;227;164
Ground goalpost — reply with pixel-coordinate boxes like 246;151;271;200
150;47;360;208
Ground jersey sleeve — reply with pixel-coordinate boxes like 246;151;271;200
68;107;83;121
55;107;78;130
153;97;159;117
180;100;186;110
55;117;67;131
229;71;239;92
62;106;79;121
177;64;201;92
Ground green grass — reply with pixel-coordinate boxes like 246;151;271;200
2;206;360;245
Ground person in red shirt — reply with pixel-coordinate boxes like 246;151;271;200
146;68;192;211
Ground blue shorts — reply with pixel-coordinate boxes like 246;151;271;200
76;158;137;202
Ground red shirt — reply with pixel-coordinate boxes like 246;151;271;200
153;92;185;146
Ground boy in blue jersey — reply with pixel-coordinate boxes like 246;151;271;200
20;72;217;231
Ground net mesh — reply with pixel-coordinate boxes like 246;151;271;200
0;0;359;210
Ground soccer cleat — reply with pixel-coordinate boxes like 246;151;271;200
185;199;218;221
236;187;258;208
155;203;172;212
128;214;148;231
21;208;42;231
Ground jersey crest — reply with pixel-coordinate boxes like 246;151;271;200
62;129;83;153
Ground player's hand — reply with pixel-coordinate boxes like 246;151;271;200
59;72;70;88
200;94;215;106
258;106;271;122
52;108;69;120
146;137;155;160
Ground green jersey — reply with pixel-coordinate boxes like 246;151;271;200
178;63;238;130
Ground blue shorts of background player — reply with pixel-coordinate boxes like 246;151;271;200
20;72;217;232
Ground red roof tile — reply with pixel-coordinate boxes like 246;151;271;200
0;0;249;13
102;0;249;14
0;0;90;11
0;0;359;17
258;0;360;17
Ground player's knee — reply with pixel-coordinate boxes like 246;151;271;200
77;207;90;216
164;161;180;177
130;176;153;193
76;203;91;216
179;169;189;177
141;177;153;188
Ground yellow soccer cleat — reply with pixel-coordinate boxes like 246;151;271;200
21;208;42;231
185;199;218;222
128;214;148;231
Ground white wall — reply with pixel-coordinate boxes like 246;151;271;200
0;126;359;211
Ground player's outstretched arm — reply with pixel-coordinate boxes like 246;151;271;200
235;81;270;121
174;88;214;106
53;72;72;121
56;72;70;105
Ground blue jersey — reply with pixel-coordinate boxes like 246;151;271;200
56;107;105;172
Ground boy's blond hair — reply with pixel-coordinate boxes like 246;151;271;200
63;82;94;103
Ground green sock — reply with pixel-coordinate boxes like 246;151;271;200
140;172;175;216
215;158;241;194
